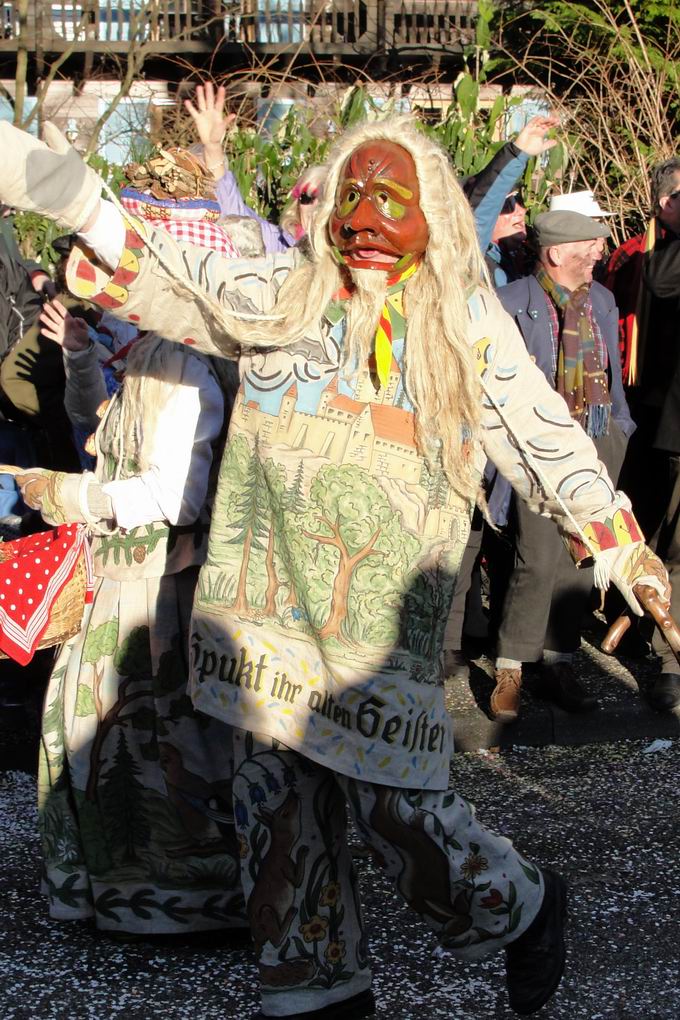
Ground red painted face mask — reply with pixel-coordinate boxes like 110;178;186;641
328;141;429;273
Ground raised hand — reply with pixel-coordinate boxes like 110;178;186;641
40;299;90;353
184;82;235;145
514;115;560;157
184;82;236;180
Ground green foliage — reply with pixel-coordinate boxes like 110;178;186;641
492;0;680;238
113;625;152;677
82;618;119;667
226;104;331;221
224;79;560;222
12;212;63;271
74;684;96;717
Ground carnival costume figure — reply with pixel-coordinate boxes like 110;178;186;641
0;117;670;1014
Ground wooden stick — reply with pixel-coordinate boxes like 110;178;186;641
602;583;680;666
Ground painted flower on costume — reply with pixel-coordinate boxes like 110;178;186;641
300;915;329;942
461;851;489;879
249;782;266;805
480;888;503;908
320;881;342;908
234;798;248;827
324;940;347;964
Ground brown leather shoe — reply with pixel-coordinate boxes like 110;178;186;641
490;667;522;722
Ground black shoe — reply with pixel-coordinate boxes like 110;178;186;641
505;869;568;1015
254;989;375;1019
538;661;598;712
647;673;680;712
442;648;470;681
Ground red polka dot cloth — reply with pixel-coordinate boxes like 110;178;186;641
0;524;94;665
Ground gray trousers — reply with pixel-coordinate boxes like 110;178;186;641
497;424;628;662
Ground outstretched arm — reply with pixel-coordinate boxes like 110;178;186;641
468;115;559;252
68;198;296;360
467;286;669;615
0;120;297;358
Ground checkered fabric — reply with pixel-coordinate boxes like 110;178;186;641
120;190;240;259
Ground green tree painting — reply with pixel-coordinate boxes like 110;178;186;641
297;464;421;647
261;457;288;616
100;730;151;864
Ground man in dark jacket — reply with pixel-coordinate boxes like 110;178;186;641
603;158;680;711
627;222;680;711
490;211;636;722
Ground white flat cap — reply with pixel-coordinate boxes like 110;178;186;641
549;190;612;217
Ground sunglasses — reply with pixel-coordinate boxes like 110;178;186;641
501;192;525;215
298;191;318;205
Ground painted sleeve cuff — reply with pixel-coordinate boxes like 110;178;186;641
564;502;645;566
67;214;146;322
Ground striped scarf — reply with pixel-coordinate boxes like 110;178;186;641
328;262;419;387
535;267;611;438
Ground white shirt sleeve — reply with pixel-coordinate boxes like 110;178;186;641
78;200;127;271
102;356;224;530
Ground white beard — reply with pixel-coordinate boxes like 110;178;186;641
344;267;389;365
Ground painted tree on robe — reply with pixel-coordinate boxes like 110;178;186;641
207;433;253;558
421;460;450;511
282;460;307;609
300;464;420;646
226;437;269;616
403;547;460;660
346;529;422;648
100;730;151;864
85;624;154;802
286;461;306;516
261;457;288;617
38;663;90;871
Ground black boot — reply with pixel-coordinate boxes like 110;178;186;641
647;673;680;711
254;988;376;1020
538;661;598;712
505;869;568;1015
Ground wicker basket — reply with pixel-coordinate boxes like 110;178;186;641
0;542;87;658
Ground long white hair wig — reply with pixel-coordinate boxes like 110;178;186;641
187;116;488;498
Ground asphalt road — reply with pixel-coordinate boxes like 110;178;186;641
1;735;679;1020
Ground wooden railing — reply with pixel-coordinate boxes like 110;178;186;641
0;1;478;54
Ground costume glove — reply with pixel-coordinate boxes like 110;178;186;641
0;121;102;231
598;542;671;617
16;469;113;528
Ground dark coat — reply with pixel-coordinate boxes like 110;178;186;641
642;235;680;453
0;235;42;358
487;274;635;524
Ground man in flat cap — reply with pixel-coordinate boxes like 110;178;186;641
489;211;636;722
